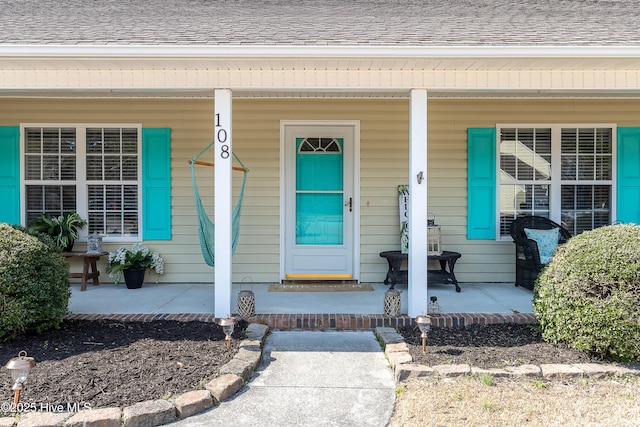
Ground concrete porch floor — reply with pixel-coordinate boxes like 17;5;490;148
68;281;534;316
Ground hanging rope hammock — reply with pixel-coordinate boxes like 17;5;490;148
189;141;248;267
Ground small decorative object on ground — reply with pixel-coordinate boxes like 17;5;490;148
384;290;402;316
27;211;87;251
218;316;237;349
427;296;442;313
414;314;432;353
106;243;164;288
5;351;35;405
237;290;256;317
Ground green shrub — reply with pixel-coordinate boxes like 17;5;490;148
0;222;71;341
533;224;640;361
10;224;59;250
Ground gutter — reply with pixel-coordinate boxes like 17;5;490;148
1;45;640;59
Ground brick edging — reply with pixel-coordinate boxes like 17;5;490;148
64;312;538;330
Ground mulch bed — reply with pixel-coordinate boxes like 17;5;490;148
0;319;246;413
1;320;609;416
399;323;603;368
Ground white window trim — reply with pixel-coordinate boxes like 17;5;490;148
19;123;143;243
495;123;617;241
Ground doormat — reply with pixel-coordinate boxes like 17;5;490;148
268;283;374;292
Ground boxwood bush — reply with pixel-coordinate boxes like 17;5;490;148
533;224;640;361
0;223;70;341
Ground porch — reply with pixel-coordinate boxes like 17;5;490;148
66;281;536;330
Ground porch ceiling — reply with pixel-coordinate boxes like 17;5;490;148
2;47;640;98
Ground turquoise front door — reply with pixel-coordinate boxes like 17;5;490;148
283;123;357;280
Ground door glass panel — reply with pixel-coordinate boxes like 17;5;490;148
295;137;344;245
296;138;343;191
296;193;343;245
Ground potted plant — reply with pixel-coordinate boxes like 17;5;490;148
106;243;164;288
27;211;87;252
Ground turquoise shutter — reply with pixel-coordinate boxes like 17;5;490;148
142;128;172;240
617;128;640;224
467;128;496;239
0;126;20;224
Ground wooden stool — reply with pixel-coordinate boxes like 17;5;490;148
62;252;108;291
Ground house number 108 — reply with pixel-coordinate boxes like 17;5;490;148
215;113;230;159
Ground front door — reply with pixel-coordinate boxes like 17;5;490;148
282;122;358;280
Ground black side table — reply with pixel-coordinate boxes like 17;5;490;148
379;250;462;292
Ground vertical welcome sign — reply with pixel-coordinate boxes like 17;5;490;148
398;185;409;253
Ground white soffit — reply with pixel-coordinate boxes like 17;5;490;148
2;45;640;97
2;45;640;71
4;89;640;100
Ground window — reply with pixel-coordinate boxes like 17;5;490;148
498;124;614;239
298;137;342;153
22;124;142;241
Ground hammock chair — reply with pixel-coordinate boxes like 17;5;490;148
189;141;248;267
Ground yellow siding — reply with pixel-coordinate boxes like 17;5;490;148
427;98;640;283
2;97;640;284
233;99;410;285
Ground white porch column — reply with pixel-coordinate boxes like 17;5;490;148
214;89;233;318
408;89;428;317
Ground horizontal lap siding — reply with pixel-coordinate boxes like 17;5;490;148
425;103;476;280
357;102;409;282
443;98;640;282
0;98;217;283
235;99;410;284
2;98;640;284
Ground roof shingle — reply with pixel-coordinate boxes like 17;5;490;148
1;0;639;47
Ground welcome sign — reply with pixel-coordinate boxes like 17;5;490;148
398;185;410;253
398;184;442;256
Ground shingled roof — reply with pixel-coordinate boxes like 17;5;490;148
1;0;639;47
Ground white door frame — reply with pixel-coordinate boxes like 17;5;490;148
279;120;360;282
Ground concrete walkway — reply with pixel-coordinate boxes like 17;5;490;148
169;331;396;427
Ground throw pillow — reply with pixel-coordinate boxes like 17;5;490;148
524;227;559;264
